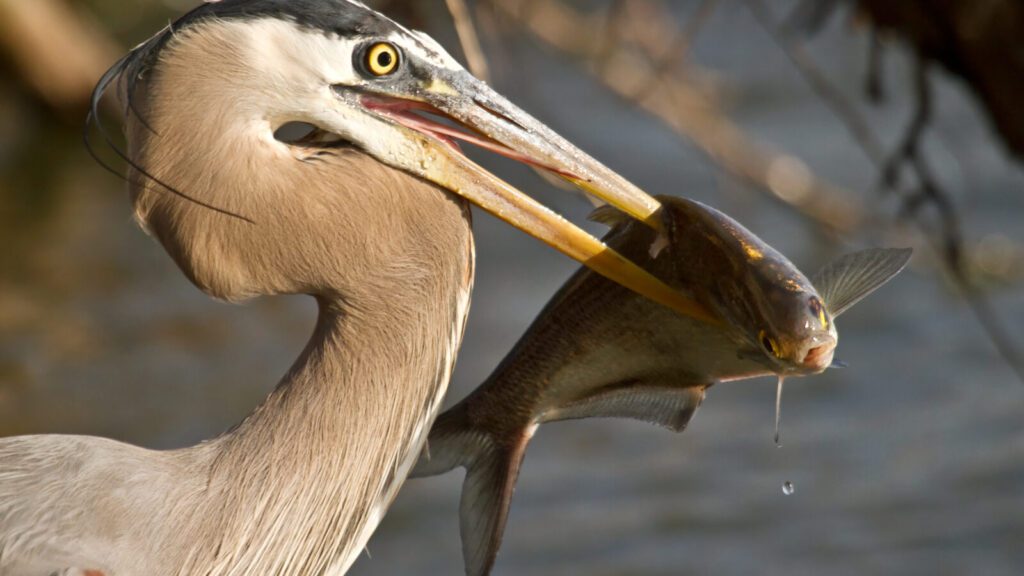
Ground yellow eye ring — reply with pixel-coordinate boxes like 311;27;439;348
759;330;781;358
366;42;400;76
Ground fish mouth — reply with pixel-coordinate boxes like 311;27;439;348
791;334;837;374
801;342;835;372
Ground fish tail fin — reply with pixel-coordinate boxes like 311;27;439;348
460;429;530;576
411;403;490;478
411;404;531;576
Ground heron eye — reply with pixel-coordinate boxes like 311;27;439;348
759;329;781;358
366;42;400;76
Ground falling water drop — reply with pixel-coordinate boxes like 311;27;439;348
772;377;792;496
774;376;785;447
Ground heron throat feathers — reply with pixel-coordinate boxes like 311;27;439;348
124;18;475;304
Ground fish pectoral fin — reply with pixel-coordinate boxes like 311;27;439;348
550;380;707;433
587;204;631;228
812;247;913;317
459;434;530;576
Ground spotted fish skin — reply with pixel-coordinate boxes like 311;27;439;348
413;195;911;576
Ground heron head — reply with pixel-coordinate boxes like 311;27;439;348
94;0;711;320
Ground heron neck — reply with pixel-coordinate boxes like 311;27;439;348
191;262;472;574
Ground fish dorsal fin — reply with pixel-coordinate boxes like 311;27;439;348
813;247;912;317
587;204;630;227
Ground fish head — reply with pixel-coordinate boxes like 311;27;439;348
742;270;838;376
593;198;909;379
642;196;838;376
757;245;914;374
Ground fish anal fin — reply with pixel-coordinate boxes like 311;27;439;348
459;430;531;576
812;247;912;317
548;380;707;433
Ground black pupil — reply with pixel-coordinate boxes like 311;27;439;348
762;336;772;350
377;51;393;68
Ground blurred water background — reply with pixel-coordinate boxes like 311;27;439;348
0;1;1021;574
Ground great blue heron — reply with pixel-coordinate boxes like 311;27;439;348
0;1;712;575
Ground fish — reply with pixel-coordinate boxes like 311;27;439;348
411;195;911;576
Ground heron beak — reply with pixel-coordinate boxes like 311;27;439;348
358;74;718;325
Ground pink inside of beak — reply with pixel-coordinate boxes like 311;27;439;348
361;96;578;179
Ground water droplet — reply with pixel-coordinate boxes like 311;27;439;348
774;376;785;447
782;481;795;495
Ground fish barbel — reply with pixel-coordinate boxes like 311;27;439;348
413;195;911;576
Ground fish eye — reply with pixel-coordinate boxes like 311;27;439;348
365;42;400;76
809;297;828;329
759;329;781;358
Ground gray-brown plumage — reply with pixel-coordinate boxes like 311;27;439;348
413;196;912;576
0;2;705;575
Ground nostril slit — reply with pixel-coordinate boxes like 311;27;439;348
474;98;527;131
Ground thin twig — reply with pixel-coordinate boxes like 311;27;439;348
746;0;885;166
900;63;1024;385
626;0;721;100
596;0;629;74
0;0;120;111
445;0;491;81
781;0;842;37
882;55;931;191
865;29;885;103
491;0;866;235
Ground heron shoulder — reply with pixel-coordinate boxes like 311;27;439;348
0;435;208;572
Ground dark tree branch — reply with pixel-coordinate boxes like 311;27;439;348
747;0;1024;386
865;29;885;103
